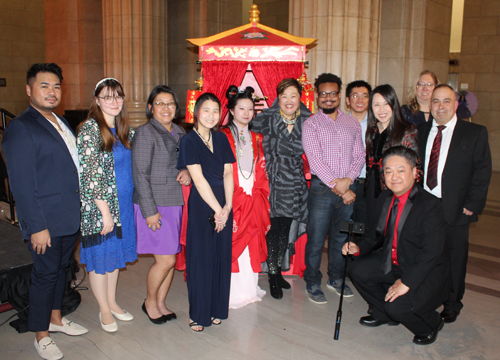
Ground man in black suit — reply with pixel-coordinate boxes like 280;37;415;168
344;146;448;345
418;84;491;323
2;63;88;360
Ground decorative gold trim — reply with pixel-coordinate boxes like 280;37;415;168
186;21;316;47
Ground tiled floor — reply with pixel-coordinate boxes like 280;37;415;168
1;174;499;359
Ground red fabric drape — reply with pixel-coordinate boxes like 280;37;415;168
202;61;249;120
251;62;304;107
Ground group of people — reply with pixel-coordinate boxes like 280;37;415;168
1;63;492;359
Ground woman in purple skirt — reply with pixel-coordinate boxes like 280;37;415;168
132;85;191;324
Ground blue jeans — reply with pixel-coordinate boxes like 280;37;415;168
303;178;355;285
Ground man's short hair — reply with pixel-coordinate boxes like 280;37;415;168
314;73;342;92
346;80;372;97
382;146;418;168
433;84;455;93
26;63;63;85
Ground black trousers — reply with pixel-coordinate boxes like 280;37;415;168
349;251;440;337
27;231;79;332
443;222;470;313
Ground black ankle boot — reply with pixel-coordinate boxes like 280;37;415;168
277;267;291;289
268;274;283;299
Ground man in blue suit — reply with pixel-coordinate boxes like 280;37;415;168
2;63;88;360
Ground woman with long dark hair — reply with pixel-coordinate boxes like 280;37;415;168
365;84;420;227
77;78;137;332
177;93;235;332
221;85;270;309
132;85;190;324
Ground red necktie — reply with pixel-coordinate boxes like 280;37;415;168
426;125;446;190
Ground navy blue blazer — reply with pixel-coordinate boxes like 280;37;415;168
2;105;80;240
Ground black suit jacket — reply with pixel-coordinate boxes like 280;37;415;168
2;105;80;240
418;119;491;226
357;184;449;314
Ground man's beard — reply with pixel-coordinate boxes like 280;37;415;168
321;106;338;114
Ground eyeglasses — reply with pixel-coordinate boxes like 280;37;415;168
318;91;339;98
98;96;125;104
351;94;369;99
153;102;176;109
416;82;435;88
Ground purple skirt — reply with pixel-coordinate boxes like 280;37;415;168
134;204;182;255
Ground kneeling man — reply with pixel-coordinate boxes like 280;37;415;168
343;146;448;345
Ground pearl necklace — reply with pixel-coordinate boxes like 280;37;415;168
231;126;254;180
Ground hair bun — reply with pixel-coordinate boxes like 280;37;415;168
243;86;255;97
226;85;239;100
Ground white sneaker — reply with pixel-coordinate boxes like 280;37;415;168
34;337;63;360
48;317;89;336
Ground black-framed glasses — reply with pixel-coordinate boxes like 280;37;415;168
153;102;176;109
318;91;339;98
416;82;435;88
351;94;369;99
98;96;124;104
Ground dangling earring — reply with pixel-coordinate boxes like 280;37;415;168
296;108;300;117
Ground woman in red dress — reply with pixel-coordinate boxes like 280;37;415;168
221;85;270;309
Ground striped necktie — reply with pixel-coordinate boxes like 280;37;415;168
426;125;446;190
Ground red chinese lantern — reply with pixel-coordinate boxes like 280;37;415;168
185;90;202;123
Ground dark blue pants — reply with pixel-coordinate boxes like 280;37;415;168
303;179;354;285
27;231;79;331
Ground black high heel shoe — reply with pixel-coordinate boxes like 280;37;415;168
268;274;283;299
142;301;167;325
277;267;291;289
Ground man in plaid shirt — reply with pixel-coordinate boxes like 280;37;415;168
302;73;365;304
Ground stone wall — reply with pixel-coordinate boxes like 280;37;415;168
254;0;288;32
45;0;103;113
378;0;452;102
0;0;45;117
167;0;243;117
460;0;500;171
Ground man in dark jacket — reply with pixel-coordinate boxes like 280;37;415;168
344;146;448;345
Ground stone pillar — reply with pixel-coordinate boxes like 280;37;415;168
289;0;382;111
378;0;452;100
102;0;168;128
44;0;103;114
167;0;243;119
459;0;500;171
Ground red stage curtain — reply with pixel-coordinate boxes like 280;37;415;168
251;62;304;107
203;61;249;120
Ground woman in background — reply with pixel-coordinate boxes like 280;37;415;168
251;78;312;300
177;93;235;332
221;85;270;309
132;85;190;324
401;70;438;126
77;78;137;332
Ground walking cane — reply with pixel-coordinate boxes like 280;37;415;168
334;220;364;340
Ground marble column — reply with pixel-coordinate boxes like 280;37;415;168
102;0;168;128
289;0;382;110
378;0;452;100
